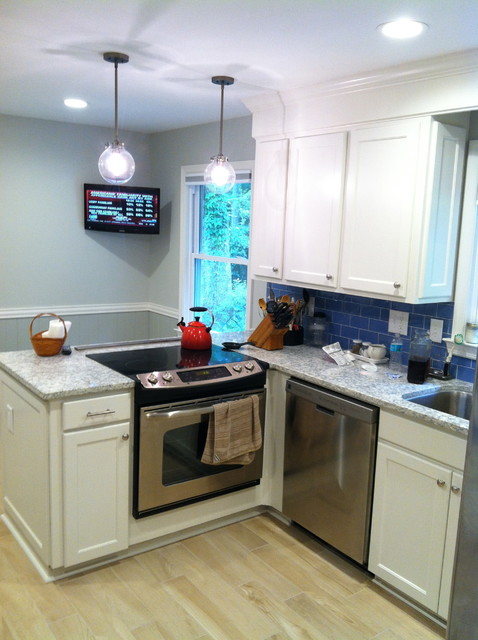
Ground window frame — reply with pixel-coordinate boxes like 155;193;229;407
179;161;264;333
447;139;478;360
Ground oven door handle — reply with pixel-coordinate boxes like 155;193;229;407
144;406;215;419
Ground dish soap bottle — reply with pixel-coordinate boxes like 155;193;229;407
389;333;403;372
407;329;432;384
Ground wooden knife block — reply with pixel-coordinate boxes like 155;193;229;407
248;315;288;350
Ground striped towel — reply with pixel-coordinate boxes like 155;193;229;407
201;395;262;466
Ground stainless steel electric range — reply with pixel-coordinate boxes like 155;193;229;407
87;343;268;518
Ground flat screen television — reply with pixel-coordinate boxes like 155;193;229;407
84;183;160;234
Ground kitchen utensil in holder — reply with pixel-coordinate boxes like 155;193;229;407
248;315;288;350
30;313;67;356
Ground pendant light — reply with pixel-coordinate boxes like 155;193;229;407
204;76;236;194
98;52;135;185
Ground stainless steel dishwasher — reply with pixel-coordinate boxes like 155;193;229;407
283;378;378;565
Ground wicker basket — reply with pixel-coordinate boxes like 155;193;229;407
30;313;67;357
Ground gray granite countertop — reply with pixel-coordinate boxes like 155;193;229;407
216;332;472;437
0;333;472;436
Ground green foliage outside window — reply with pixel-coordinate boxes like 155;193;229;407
194;183;251;332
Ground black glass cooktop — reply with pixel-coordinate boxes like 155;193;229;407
87;344;252;378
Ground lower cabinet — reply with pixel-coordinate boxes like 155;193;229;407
0;375;50;565
62;421;130;567
369;411;465;620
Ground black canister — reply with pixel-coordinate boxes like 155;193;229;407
407;329;431;384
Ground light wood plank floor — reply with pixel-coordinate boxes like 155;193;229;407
0;513;446;640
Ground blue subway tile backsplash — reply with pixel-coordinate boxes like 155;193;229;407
267;284;476;383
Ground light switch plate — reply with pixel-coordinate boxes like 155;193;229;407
430;318;444;343
388;310;409;335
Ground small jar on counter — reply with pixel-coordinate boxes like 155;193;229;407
351;339;362;354
465;322;478;344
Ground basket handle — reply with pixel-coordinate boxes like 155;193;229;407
29;313;67;341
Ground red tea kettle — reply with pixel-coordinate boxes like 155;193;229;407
177;306;215;350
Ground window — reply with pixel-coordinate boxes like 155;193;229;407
181;163;253;333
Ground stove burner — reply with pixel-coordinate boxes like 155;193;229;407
86;344;267;401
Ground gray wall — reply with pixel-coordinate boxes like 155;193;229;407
0;114;155;308
0;113;254;349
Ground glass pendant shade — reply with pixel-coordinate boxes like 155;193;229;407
205;76;236;194
99;52;135;185
204;154;236;194
98;141;135;184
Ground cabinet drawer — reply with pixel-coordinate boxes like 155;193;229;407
62;393;131;431
379;410;466;470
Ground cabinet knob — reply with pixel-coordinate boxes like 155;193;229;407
272;267;279;273
326;274;333;280
122;433;130;441
437;479;446;487
451;485;461;494
393;282;401;289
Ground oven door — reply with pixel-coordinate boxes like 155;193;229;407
134;389;265;518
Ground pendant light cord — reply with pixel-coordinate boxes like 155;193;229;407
218;82;224;157
114;59;119;144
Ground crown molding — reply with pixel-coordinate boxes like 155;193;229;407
245;48;478;113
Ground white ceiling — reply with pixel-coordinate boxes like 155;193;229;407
1;0;478;134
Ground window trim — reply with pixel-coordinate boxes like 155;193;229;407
447;139;478;360
179;161;260;332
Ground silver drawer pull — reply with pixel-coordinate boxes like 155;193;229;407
451;485;461;494
86;409;116;417
122;433;129;441
437;479;446;488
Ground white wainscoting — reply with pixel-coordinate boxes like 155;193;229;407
0;303;179;352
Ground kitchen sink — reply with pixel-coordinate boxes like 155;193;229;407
406;389;472;420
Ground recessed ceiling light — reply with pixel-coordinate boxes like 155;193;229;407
64;98;88;109
379;19;428;39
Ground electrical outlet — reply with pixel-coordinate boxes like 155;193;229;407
388;310;409;335
430;318;444;343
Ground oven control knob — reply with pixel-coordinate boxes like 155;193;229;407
162;371;173;382
147;373;158;385
232;364;242;372
244;361;255;371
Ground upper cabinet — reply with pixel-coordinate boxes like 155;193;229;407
249;138;289;280
340;118;466;302
250;116;466;304
283;132;346;288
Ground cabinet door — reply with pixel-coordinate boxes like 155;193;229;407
283;132;346;287
369;442;451;612
340;120;424;298
438;470;463;620
63;422;130;567
418;123;466;302
250;138;289;279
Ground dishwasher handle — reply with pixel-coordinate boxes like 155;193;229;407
315;404;336;416
286;378;378;423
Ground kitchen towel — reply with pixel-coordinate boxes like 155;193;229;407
201;395;262;466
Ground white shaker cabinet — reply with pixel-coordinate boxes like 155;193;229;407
249;138;289;279
0;375;51;565
283;132;347;288
250;132;347;288
62;393;131;567
63;422;130;567
369;411;466;619
340;118;466;302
